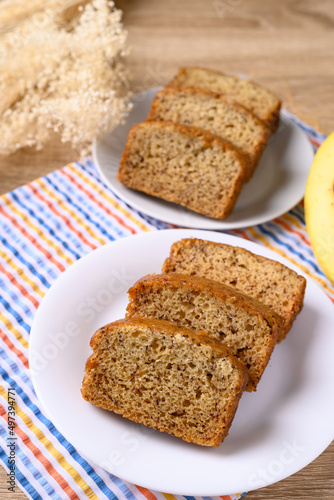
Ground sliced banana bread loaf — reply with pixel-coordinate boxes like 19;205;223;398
81;317;249;447
117;120;248;219
147;87;271;180
126;274;282;390
168;67;281;132
162;238;306;342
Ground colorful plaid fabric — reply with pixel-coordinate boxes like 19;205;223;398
0;115;332;500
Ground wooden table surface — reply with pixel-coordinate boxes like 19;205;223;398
0;0;333;498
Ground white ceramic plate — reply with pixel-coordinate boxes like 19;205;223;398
93;88;314;229
29;229;334;496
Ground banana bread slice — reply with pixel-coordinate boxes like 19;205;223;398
117;120;248;219
162;238;306;342
167;67;281;133
126;274;282;390
147;87;271;181
81;317;249;447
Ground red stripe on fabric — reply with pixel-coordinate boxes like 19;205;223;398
60;169;137;235
309;138;320;147
233;229;251;240
0;206;65;273
0;330;28;368
135;485;159;500
0;402;81;499
0;263;39;309
27;184;97;251
274;219;311;246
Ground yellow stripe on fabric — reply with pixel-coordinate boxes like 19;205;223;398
36;178;106;248
248;227;334;295
0;385;101;499
281;212;306;232
0;316;29;351
71;164;151;233
0;247;44;299
161;493;179;500
2;195;74;267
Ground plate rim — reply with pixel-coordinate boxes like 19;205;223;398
92;87;314;230
29;229;334;496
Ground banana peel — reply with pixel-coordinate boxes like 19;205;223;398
304;132;334;285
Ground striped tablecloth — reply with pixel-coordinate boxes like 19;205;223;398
0;114;333;500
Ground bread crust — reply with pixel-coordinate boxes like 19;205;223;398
148;87;271;181
117;120;248;219
126;273;283;390
82;317;249;447
167;66;282;133
162;238;306;341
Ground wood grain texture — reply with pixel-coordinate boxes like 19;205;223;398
0;0;333;498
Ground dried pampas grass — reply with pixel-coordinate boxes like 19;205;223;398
0;0;132;156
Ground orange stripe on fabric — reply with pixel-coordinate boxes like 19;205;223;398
0;391;101;500
233;229;251;241
61;168;138;235
0;205;66;273
0;248;44;299
0;329;28;368
220;496;233;500
135;485;159;500
0;263;39;309
274;218;311;247
0;314;29;350
35;178;107;248
0;402;80;499
281;211;306;232
68;164;149;233
28;183;97;251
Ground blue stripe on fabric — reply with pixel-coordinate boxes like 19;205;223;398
0;365;127;500
0;236;51;291
0;277;35;322
80;160;169;231
0;445;42;500
106;473;139;500
54;164;130;239
0;296;30;334
44;175;122;241
0;222;59;282
257;224;324;276
10;192;82;261
0;430;59;500
286;206;305;226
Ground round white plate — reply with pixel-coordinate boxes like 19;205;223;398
29;229;334;496
93;88;314;229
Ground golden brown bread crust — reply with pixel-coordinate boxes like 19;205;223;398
167;66;282;133
162;238;306;342
82;317;249;447
126;273;282;390
127;273;282;330
117;120;249;219
147;87;271;181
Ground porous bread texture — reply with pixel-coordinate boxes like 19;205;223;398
147;87;271;181
126;274;282;391
81;317;249;447
117;120;248;219
162;238;306;342
167;67;281;133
